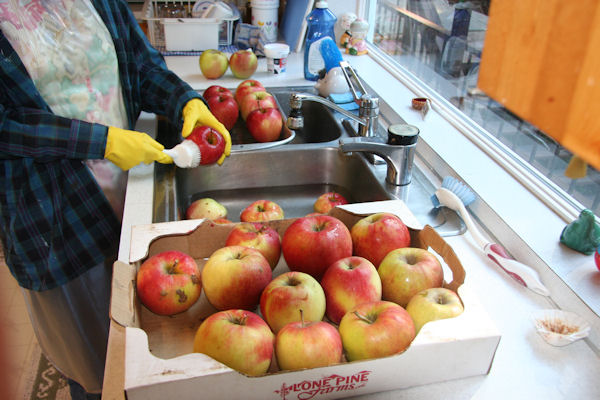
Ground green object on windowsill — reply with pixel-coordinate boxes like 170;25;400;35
560;209;600;255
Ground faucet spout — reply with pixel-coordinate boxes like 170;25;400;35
339;124;420;186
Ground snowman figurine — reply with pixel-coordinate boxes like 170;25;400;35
346;19;369;56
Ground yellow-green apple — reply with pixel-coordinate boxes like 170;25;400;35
235;79;264;105
240;199;284;222
378;247;444;307
275;311;342;371
320;256;382;325
246;107;283;143
199;49;229;79
207;94;239;130
202;245;272;310
203;85;233;100
186;125;226;165
406;287;464;333
314;191;348;214
225;222;281;270
193;309;274;376
136;250;202;316
185;197;227;220
229;49;258;79
281;215;352;280
338;300;415;361
351;212;411;268
240;91;277;120
259;271;326;333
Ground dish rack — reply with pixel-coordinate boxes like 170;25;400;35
142;0;238;51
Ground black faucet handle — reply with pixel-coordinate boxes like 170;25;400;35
387;124;420;146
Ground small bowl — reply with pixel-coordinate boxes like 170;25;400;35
532;309;590;347
411;97;429;110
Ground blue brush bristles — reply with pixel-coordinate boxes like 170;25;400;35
431;176;476;208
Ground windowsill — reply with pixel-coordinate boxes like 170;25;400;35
347;48;599;340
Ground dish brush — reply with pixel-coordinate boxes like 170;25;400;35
431;176;551;297
163;140;201;169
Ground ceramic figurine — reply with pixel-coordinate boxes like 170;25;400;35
560;209;600;255
337;12;357;49
346;19;369;56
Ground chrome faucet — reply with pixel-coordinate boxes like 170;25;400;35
286;61;380;138
339;124;420;186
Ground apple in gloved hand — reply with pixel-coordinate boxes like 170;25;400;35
207;94;239;131
136;250;202;316
229;49;258;79
246;107;283;143
187;125;226;165
199;49;229;79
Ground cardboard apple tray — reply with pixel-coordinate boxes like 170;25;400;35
111;200;500;400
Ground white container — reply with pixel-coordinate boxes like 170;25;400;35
264;43;290;74
162;18;220;51
251;0;279;42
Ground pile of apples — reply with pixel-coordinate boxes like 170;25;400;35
203;79;283;144
136;198;464;377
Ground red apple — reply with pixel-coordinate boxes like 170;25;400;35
186;197;227;220
246;107;283;143
136;250;202;316
239;91;277;120
275;311;342;371
235;79;264;105
338;300;416;361
321;256;382;325
201;245;272;310
595;246;600;271
203;85;233;101
199;49;229;79
186;125;226;165
281;215;353;281
259;271;326;333
351;212;411;269
207;94;239;130
229;49;258;79
405;287;464;334
314;192;349;214
193;309;274;376
378;247;444;307
240;200;284;222
225;222;281;270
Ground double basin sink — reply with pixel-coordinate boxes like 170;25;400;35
152;86;462;235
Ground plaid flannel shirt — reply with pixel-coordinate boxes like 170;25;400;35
0;0;201;290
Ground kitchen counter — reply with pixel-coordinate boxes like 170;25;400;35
102;50;600;399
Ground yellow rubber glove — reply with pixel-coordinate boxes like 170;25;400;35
181;98;231;165
105;127;173;171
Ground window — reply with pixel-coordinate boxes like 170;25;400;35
365;0;599;217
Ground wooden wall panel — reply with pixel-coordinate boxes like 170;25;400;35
477;0;600;170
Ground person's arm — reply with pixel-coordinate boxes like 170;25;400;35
0;102;106;161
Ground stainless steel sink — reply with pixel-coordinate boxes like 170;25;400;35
153;146;391;222
152;85;465;236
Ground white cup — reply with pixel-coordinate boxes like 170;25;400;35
264;43;290;74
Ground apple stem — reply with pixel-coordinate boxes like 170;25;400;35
299;309;305;328
167;259;179;275
353;311;374;324
436;295;446;305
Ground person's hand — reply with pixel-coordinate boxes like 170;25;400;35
105;127;173;171
181;98;231;165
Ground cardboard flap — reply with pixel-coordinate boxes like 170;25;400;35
111;261;139;328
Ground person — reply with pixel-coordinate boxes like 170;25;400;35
0;0;231;398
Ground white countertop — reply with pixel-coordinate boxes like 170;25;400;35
111;49;600;400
